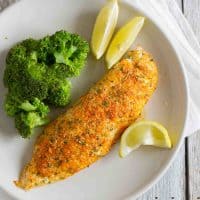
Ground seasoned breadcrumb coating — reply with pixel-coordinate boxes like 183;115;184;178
15;47;158;190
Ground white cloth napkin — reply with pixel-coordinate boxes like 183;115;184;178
130;0;200;136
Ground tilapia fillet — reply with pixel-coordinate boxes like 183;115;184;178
15;47;158;189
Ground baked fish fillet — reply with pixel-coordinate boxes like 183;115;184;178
15;47;158;189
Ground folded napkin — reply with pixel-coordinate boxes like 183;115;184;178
130;0;200;136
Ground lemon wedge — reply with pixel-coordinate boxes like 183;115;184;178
106;16;145;68
119;121;172;158
91;0;119;59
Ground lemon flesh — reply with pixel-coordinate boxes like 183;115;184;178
106;16;145;68
91;0;119;59
119;121;172;158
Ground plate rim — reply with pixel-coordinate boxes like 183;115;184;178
123;0;189;199
0;0;189;199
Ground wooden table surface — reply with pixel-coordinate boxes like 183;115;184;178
0;0;199;199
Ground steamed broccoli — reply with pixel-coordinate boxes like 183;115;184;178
4;43;48;100
19;98;50;117
15;112;49;138
36;31;89;77
5;97;49;138
4;93;22;117
47;79;71;107
50;31;89;77
3;30;89;138
15;98;50;138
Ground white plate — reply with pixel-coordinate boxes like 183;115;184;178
0;0;189;199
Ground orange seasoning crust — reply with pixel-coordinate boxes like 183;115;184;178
15;47;158;189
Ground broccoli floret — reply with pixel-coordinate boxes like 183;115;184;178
21;39;39;53
15;112;49;138
5;95;50;138
3;30;89;138
19;98;50;117
14;98;49;138
47;79;71;107
19;101;37;112
4;43;48;100
5;96;49;116
37;36;52;64
4;93;22;117
5;66;48;101
41;30;89;77
5;44;26;68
